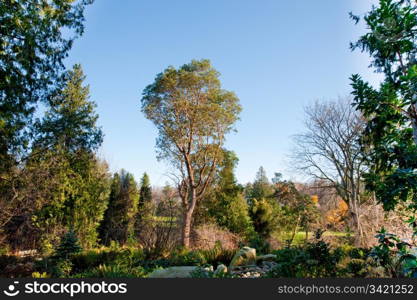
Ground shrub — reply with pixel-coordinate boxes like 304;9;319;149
247;233;271;254
168;249;207;266
52;259;73;278
73;264;147;278
199;241;235;266
191;223;240;251
266;230;343;278
369;228;417;278
136;202;180;259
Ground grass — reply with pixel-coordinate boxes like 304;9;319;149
275;231;352;246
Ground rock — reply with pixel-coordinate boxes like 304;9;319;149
256;254;276;262
214;264;228;275
147;266;199;278
229;246;257;268
205;265;214;272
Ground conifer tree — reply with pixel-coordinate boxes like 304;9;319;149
100;170;139;245
32;64;109;248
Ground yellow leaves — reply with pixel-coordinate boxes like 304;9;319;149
326;199;349;227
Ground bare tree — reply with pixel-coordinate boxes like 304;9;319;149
291;97;368;244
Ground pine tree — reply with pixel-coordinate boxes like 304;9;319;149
246;166;274;204
138;173;152;210
204;151;254;237
99;170;139;245
54;230;82;260
31;64;109;248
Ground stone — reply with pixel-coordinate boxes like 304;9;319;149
147;266;199;278
214;264;228;275
229;246;257;268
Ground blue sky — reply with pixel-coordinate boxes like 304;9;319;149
65;0;381;186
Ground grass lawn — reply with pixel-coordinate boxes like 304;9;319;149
275;231;353;246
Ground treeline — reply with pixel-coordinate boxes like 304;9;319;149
2;0;417;256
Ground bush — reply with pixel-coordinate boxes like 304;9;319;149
73;264;147;278
369;229;417;278
168;248;207;266
136;202;180;259
266;230;343;278
191;223;240;251
247;233;271;254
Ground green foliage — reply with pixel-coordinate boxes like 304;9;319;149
197;151;254;237
32;272;50;278
54;230;82;260
0;0;94;173
53;259;73;278
274;180;321;245
29;65;109;249
198;242;236;266
246;167;275;204
136;172;152;225
139;173;152;208
250;198;280;240
266;230;343;278
369;228;417;277
350;0;417;210
99;170;139;245
35;64;103;152
141;59;242;247
73;264;147;278
247;234;271;254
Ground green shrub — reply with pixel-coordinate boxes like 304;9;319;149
266;230;343;278
73;264;147;278
168;249;207;266
52;259;73;278
344;258;368;277
369;228;417;278
247;233;271;254
199;242;235;266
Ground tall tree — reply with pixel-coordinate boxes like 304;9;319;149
100;170;139;245
35;64;103;152
29;64;108;248
246;166;274;204
0;0;94;174
350;0;417;211
138;173;152;210
141;59;241;247
291;97;367;242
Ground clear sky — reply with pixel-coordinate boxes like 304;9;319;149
65;0;382;186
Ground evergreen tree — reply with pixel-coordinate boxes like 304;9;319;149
31;65;109;248
138;173;152;209
0;0;94;175
99;170;138;245
203;151;254;237
35;64;103;152
54;230;83;260
246;166;275;204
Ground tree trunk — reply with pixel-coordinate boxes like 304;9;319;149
181;188;197;248
181;209;193;248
